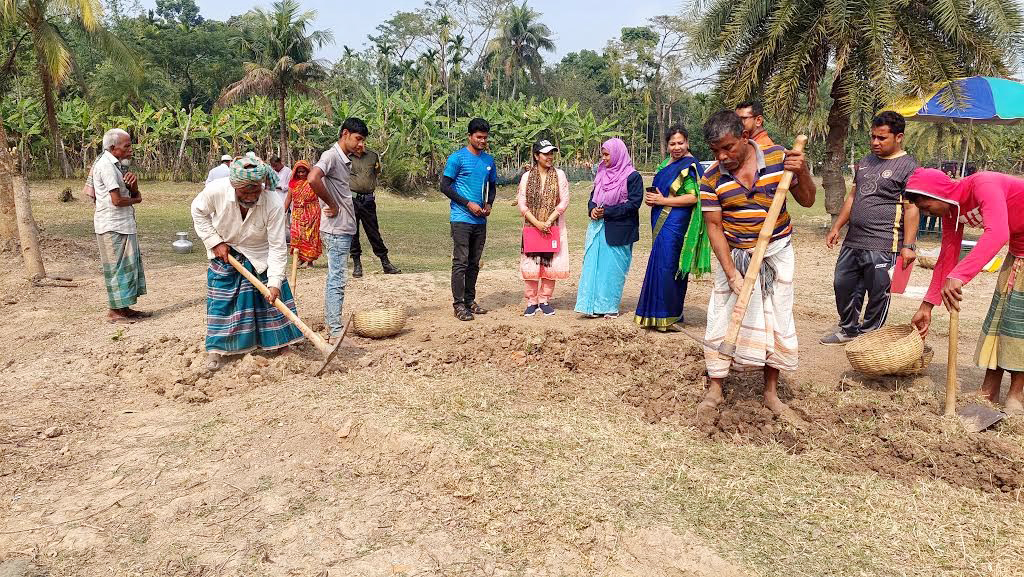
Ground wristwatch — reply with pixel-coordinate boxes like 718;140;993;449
904;243;917;251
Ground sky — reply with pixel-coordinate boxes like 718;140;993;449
139;0;681;61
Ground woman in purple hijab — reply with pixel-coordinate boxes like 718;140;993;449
575;138;644;318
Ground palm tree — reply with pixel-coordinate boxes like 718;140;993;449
418;48;441;95
448;34;469;121
692;0;1022;218
905;122;1000;167
484;1;555;98
1;0;140;177
219;0;333;163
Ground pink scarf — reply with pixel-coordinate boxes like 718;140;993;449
591;138;635;206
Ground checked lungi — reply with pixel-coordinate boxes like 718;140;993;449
976;254;1024;371
703;238;798;378
96;231;147;309
205;254;303;354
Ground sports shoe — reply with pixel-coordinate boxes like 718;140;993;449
538;303;555;316
523;304;539;316
820;331;855;345
454;304;474;321
468;302;488;314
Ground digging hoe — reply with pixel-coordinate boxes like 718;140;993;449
945;308;1004;432
227;254;350;376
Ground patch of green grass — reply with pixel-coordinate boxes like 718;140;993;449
27;176;842;273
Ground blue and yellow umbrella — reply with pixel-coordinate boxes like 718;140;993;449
891;76;1024;176
893;76;1024;124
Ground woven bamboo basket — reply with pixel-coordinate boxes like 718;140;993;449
845;325;925;376
917;256;936;269
890;344;934;376
352;308;407;338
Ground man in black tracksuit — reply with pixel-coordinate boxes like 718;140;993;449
822;111;919;344
349;148;400;277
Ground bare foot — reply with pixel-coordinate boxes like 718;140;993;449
1005;396;1024;416
107;310;135;324
697;389;723;422
764;394;808;429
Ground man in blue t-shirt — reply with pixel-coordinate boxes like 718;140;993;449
441;117;498;321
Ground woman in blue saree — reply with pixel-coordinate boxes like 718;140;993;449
575;138;644;318
634;125;708;330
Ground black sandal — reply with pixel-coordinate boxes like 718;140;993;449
468;302;488;315
454;306;475;321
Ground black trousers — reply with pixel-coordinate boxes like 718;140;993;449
834;245;896;337
351;193;389;260
451;222;487;307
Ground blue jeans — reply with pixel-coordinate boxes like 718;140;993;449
323;231;353;336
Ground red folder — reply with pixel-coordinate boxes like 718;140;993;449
523;225;560;253
890;256;912;294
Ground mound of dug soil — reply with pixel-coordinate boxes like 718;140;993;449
92;333;325;402
621;350;1024;495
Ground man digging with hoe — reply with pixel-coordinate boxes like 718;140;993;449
696;111;815;424
191;154;303;372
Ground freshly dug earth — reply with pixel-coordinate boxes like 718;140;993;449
3;182;1024;577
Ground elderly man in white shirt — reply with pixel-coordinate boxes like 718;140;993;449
191;153;303;371
93;128;148;323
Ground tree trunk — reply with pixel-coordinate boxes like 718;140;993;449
174;108;193;181
33;39;71;178
277;92;289;164
821;75;852;216
13;172;45;279
0;122;19;243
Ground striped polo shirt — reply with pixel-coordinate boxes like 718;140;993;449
700;142;791;249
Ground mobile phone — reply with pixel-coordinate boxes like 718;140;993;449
646;186;656;193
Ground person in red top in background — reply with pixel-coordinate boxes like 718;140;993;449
906;167;1024;413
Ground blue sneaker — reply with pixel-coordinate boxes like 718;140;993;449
524;304;540;316
538;303;555;316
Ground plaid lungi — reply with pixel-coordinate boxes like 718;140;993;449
703;238;798;378
96;232;147;309
205;254;304;354
976;254;1024;371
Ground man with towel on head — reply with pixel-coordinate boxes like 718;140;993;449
697;110;816;423
191;153;303;372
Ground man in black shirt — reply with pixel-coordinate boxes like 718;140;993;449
822;111;919;344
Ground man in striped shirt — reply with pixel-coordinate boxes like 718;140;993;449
698;110;816;423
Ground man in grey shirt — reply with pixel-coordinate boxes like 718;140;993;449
308;117;364;342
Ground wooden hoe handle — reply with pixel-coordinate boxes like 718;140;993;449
225;254;330;354
289;247;299;289
718;135;808;360
945;308;959;417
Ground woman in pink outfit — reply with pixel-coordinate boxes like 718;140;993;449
905;167;1024;413
517;139;570;316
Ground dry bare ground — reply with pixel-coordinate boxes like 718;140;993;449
1;186;1023;577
